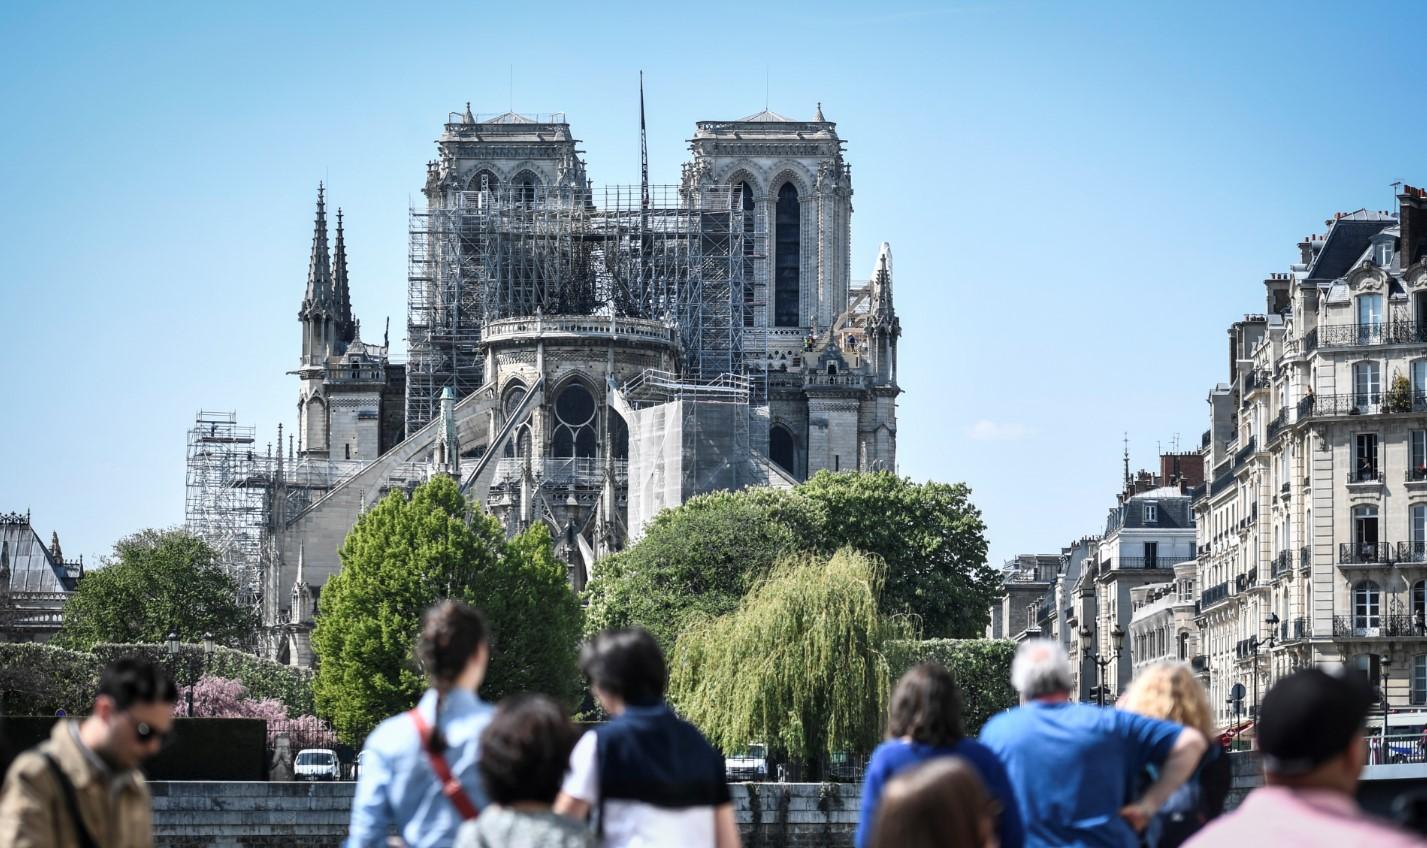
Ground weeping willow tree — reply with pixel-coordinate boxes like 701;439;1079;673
669;549;910;775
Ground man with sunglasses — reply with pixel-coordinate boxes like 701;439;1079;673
0;657;177;848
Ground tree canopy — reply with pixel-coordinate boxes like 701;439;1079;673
670;549;908;774
54;529;257;651
582;487;816;648
312;476;582;743
583;471;996;649
798;471;997;638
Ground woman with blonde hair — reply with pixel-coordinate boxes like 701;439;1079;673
1120;661;1230;847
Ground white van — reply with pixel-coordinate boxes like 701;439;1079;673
294;748;341;781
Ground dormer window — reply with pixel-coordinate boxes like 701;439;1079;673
1144;501;1159;525
1378;240;1393;267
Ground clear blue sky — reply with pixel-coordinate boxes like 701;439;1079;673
4;1;1427;568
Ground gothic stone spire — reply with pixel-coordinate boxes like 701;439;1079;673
301;183;334;317
333;207;356;345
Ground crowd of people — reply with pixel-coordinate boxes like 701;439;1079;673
3;603;1427;847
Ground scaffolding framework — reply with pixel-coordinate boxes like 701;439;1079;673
407;182;766;433
185;411;267;612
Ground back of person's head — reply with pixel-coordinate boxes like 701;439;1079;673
97;657;178;710
887;662;966;746
1010;639;1073;700
1258;668;1373;788
579;628;666;707
1120;660;1214;737
478;695;581;807
868;756;998;848
417;600;488;688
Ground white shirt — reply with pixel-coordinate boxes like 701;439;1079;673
561;731;717;848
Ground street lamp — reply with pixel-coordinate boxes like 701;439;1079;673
1245;612;1281;722
1079;623;1126;706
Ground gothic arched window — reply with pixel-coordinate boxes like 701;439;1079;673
552;383;597;458
513;170;540;204
774;182;801;327
770;424;795;476
608;408;629;460
468;169;499;194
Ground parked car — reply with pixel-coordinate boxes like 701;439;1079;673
295;748;341;781
725;743;768;781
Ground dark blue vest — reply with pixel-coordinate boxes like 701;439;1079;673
593;702;731;809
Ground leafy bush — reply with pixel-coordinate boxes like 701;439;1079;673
0;643;100;716
0;643;315;720
885;638;1017;735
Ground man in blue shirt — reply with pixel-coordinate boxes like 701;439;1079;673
979;640;1206;848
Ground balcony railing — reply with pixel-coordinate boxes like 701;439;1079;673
1209;472;1235;496
1190;655;1209;673
1340;542;1392;564
1243;369;1269;393
1271;550;1293;578
1332;615;1424;639
1348;467;1385;484
1279;617;1312;642
1300;545;1312;569
1267;409;1290;442
1399;542;1427;564
1317;321;1427;348
1233;436;1257;467
1234;568;1261;592
1410;466;1427;482
1300;392;1427;419
1201;582;1230;609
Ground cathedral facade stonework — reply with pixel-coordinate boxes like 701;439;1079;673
257;105;900;665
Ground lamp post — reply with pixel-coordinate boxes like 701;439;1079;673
1079;623;1126;706
1246;612;1280;723
1381;654;1392;755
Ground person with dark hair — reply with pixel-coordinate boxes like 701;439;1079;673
0;656;177;847
348;600;495;848
455;695;593;848
1184;669;1423;847
867;756;1000;848
553;628;740;848
856;662;1023;848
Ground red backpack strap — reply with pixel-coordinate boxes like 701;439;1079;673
408;708;480;821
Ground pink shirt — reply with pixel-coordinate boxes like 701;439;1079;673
1185;786;1426;847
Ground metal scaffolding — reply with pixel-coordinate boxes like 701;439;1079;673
184;411;267;612
406;182;766;434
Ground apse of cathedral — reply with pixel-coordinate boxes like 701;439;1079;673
260;105;900;665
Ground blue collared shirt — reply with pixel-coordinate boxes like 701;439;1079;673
346;687;495;848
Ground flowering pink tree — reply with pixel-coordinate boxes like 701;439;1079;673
178;676;339;749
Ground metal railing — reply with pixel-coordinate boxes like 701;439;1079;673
1201;582;1230;609
1300;392;1427;419
1349;468;1385;484
1318;321;1427;348
1233;437;1257;467
1300;545;1312;569
1340;542;1392;564
1267;409;1290;442
1410;466;1427;482
1272;550;1293;578
1332;615;1422;638
1209;472;1235;496
1367;734;1427;765
1399;542;1427;564
1279;617;1311;642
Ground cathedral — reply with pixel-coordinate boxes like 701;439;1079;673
224;104;900;665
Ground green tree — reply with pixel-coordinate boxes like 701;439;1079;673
55;530;256;650
885;638;1017;734
312;476;582;743
583;487;816;649
670;549;908;776
798;471;997;638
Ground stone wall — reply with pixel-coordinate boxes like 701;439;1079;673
151;782;860;848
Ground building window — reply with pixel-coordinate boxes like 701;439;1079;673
1144;541;1158;568
608;409;629;460
1413;431;1427;480
1414;581;1427;631
774;182;801;327
512;170;540;203
1355;433;1379;481
1353;505;1379;561
769;425;795;476
1414;360;1427;409
468;169;499;193
551;383;597;458
1358;293;1384;343
1416;657;1427;706
1354;361;1381;409
1353;580;1382;633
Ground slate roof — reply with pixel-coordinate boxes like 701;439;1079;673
0;519;78;593
1306;214;1396;283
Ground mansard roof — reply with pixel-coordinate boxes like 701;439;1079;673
1306;212;1396;283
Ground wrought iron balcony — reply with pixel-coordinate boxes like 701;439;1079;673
1300;545;1312;569
1332;615;1423;639
1209;472;1235;496
1200;582;1230;609
1271;550;1293;578
1339;542;1392;565
1243;369;1270;393
1410;466;1427;482
1279;617;1311;642
1317;321;1427;348
1348;467;1385;484
1267;409;1291;443
1398;542;1427;564
1234;568;1261;592
1301;391;1427;420
1190;655;1209;673
1233;437;1257;467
